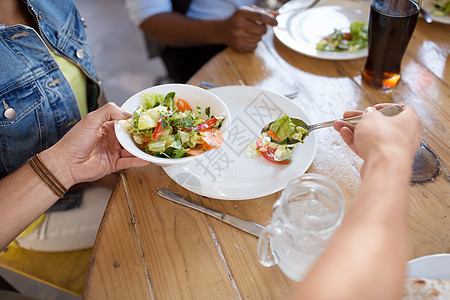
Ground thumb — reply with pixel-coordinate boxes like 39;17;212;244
86;103;131;127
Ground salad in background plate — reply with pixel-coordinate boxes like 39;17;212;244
316;21;368;52
422;0;450;23
432;0;450;16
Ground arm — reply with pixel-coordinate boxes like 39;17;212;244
290;105;421;300
0;103;148;250
140;6;277;52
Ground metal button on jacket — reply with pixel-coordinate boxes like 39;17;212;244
76;49;85;59
4;108;16;119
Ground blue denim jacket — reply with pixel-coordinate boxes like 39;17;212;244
0;0;100;178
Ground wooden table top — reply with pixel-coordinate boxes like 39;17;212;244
83;17;449;299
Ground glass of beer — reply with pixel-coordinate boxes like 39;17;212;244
362;0;421;89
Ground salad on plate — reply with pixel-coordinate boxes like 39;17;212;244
432;0;450;16
247;115;308;165
120;91;226;159
316;21;368;52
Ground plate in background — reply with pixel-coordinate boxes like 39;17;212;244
274;0;370;60
422;0;450;24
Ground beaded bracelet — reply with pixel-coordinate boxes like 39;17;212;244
28;153;67;198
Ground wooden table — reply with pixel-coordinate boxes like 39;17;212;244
83;17;449;299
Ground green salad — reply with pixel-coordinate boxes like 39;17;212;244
316;21;368;52
253;115;308;165
432;0;450;16
120;92;226;159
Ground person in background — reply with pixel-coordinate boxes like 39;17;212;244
291;104;422;299
0;0;113;251
0;103;149;251
125;0;279;83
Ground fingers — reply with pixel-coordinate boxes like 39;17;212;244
120;148;137;157
237;40;259;52
84;103;131;127
243;22;267;37
226;6;278;52
395;105;422;149
101;102;132;121
399;104;419;121
333;103;420;164
339;126;358;154
108;149;149;172
334;120;354;132
343;103;396;118
373;103;396;110
342;110;363;118
334;106;380;140
336;105;388;130
116;157;149;171
244;6;278;26
363;106;377;113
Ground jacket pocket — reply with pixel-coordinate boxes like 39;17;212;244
0;81;45;177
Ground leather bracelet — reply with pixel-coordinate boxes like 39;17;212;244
28;153;67;198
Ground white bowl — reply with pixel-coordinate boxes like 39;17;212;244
114;84;231;167
407;253;450;280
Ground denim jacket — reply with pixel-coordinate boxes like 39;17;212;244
0;0;100;178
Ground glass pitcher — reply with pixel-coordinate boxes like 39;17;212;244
257;173;345;281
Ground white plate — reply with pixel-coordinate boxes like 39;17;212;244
422;0;450;24
163;86;317;200
407;253;450;280
274;0;370;60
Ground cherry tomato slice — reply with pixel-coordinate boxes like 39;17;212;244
343;32;352;40
255;137;290;165
194;117;218;131
186;144;208;156
199;128;224;149
176;98;192;112
152;119;163;141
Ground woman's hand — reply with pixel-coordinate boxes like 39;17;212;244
334;104;421;174
293;104;421;300
41;103;148;188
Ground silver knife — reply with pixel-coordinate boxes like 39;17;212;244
157;188;266;237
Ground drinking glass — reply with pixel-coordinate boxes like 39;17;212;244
362;0;422;89
257;173;345;281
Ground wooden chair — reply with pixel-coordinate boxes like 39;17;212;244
0;246;92;297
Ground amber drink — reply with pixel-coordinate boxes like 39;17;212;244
362;0;420;89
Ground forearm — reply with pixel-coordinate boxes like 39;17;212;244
140;13;224;47
291;148;412;300
0;148;74;250
0;103;147;250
